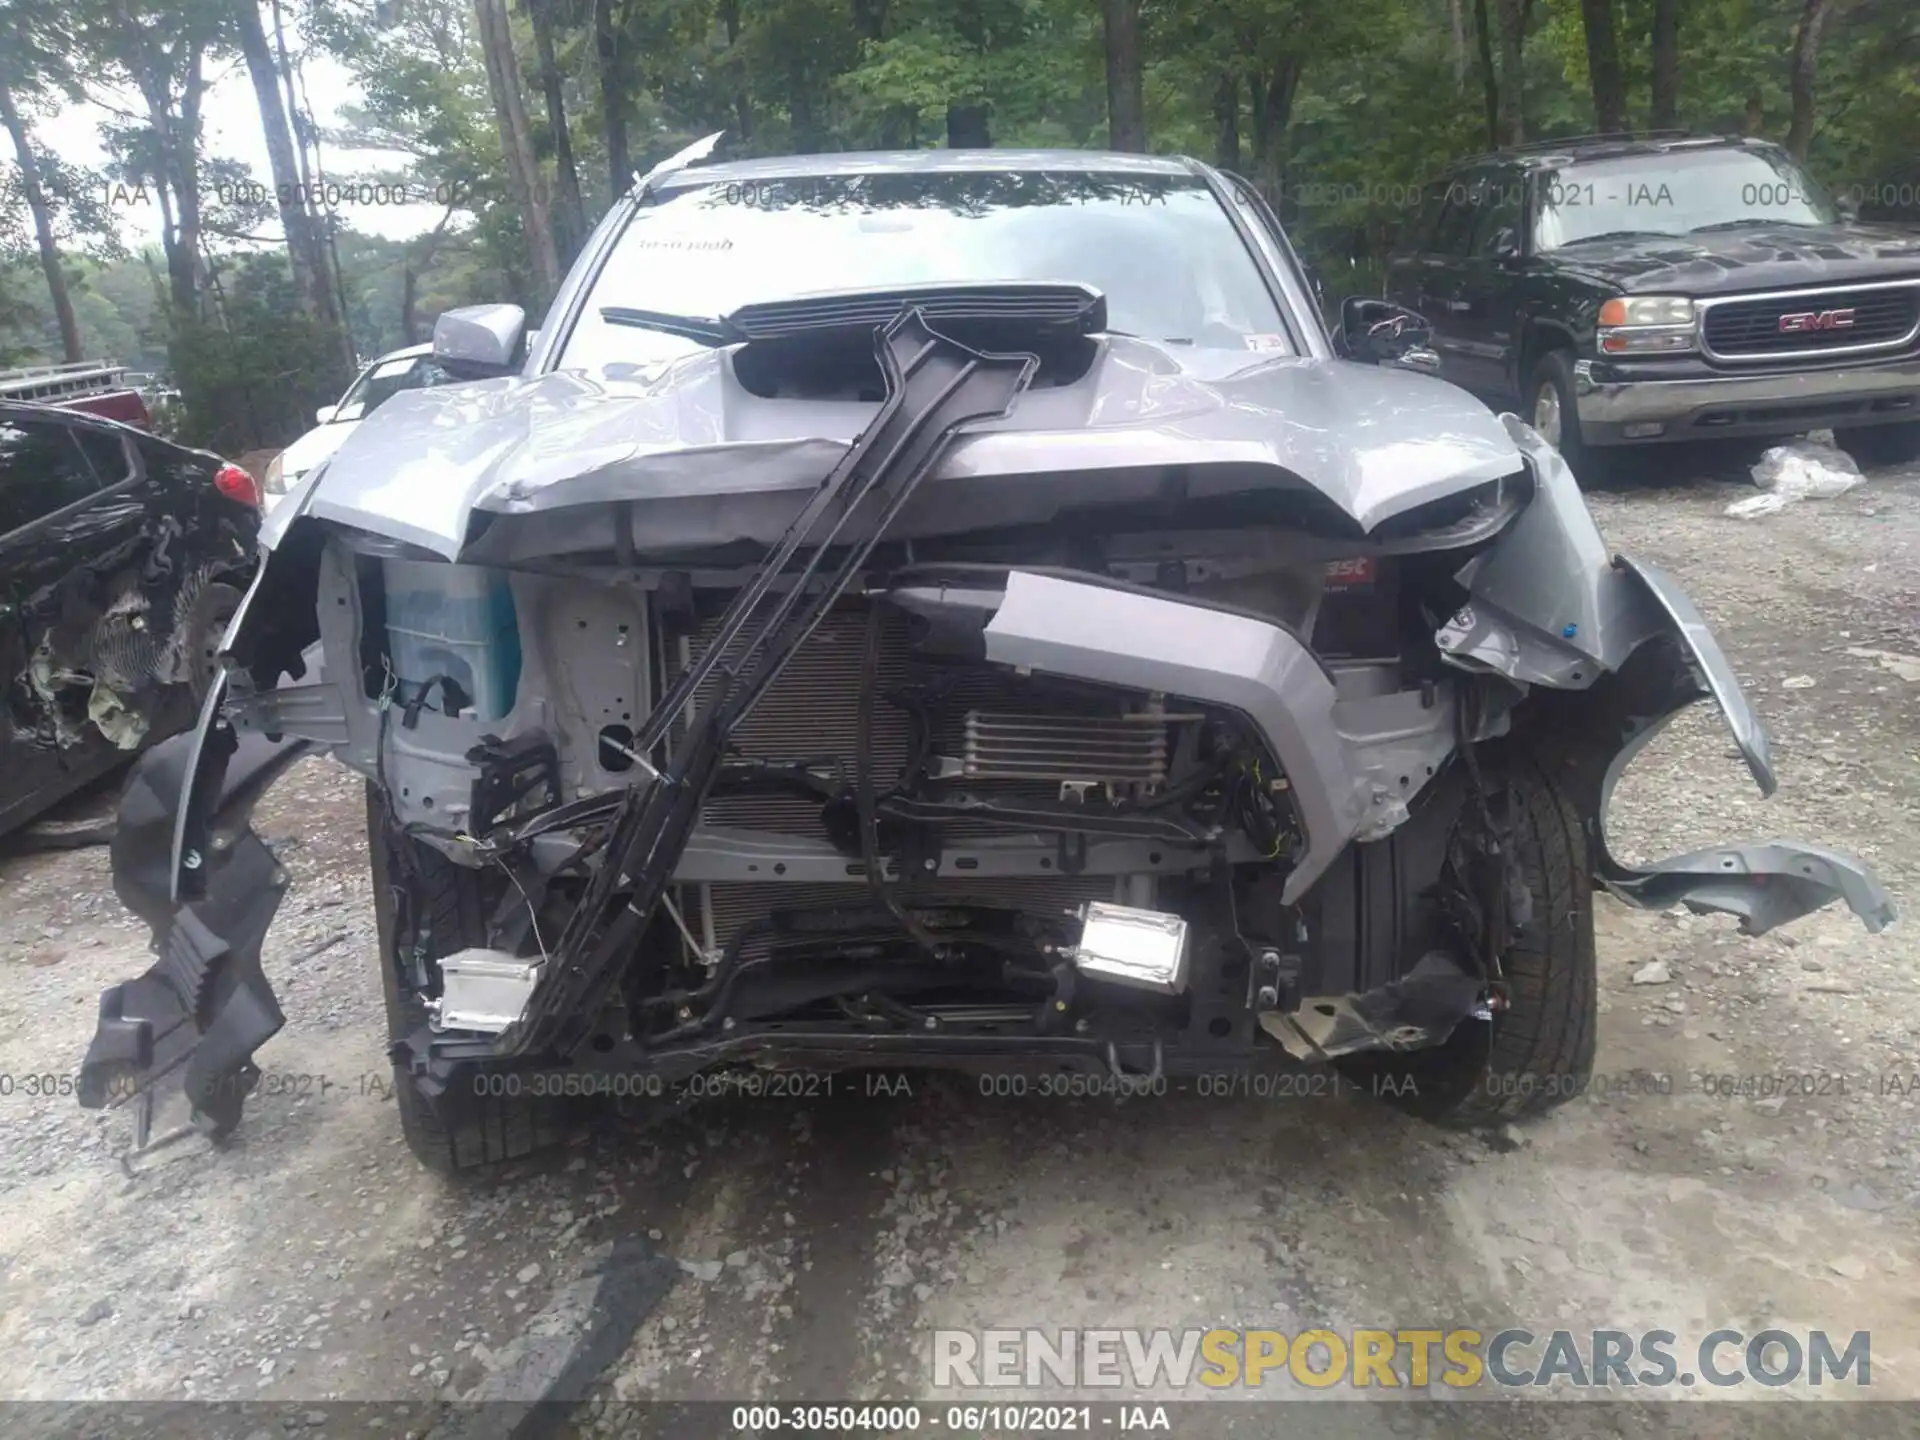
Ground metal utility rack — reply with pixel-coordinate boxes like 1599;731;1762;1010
0;360;132;404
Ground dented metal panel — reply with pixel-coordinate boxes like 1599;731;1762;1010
272;343;1524;561
0;403;258;835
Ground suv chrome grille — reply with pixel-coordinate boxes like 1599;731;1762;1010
1700;282;1920;361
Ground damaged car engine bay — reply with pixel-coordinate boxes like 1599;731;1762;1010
288;484;1516;1077
74;148;1893;1165
236;313;1535;1085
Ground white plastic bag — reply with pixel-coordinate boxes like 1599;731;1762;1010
1727;434;1864;518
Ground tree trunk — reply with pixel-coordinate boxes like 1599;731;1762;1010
850;0;908;145
144;45;207;319
947;0;989;148
594;0;631;191
1249;59;1302;206
272;50;357;366
234;5;332;329
1101;0;1146;152
399;206;457;344
271;0;317;194
1494;0;1526;145
474;0;562;296
717;0;754;143
1786;0;1841;160
1212;71;1240;171
1649;0;1679;129
946;105;990;147
1472;0;1499;149
400;260;419;346
1578;0;1626;134
0;76;84;362
1448;0;1468;88
525;0;586;261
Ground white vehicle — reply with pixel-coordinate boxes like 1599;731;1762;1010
263;343;448;507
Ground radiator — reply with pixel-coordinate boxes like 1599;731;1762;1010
681;602;1160;952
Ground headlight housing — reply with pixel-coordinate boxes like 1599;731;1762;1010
1596;294;1697;354
263;452;292;497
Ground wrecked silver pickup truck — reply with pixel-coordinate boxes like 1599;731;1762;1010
78;142;1894;1172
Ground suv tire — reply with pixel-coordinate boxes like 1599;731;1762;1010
1523;350;1604;483
182;580;243;702
366;785;571;1173
1836;421;1920;470
1341;746;1597;1128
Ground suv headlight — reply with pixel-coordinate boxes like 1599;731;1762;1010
1597;295;1697;354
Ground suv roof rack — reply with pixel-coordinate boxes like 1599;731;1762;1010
1447;129;1732;171
1502;129;1698;153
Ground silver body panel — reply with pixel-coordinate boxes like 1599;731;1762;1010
261;343;1522;560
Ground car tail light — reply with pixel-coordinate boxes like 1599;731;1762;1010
213;462;263;508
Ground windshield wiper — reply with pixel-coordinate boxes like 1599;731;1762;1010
1689;217;1819;233
1558;229;1678;246
598;305;735;345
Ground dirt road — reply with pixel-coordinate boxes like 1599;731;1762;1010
2;451;1916;1436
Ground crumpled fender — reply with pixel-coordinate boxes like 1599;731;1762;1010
76;671;316;1138
1438;419;1894;936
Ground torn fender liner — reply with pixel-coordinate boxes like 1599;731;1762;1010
76;705;317;1138
1539;637;1895;937
1602;842;1895;936
1439;424;1890;935
1614;554;1775;796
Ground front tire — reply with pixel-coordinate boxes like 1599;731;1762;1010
1524;349;1606;484
1345;746;1597;1127
1835;420;1920;469
367;785;570;1173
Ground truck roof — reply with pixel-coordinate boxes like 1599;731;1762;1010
1451;132;1776;174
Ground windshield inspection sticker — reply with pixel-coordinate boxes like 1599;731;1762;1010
1244;333;1288;352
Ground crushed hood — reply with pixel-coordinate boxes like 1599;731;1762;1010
273;417;359;484
268;336;1522;559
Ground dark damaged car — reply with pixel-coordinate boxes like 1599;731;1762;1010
77;143;1895;1170
1;402;259;840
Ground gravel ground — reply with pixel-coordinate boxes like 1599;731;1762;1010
1;447;1916;1436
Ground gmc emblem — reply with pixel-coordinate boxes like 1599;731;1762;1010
1778;308;1857;333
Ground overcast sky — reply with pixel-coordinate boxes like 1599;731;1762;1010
31;47;448;246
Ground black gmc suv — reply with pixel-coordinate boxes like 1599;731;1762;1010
1384;133;1920;478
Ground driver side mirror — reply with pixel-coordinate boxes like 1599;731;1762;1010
432;303;529;378
314;404;338;424
1337;297;1439;372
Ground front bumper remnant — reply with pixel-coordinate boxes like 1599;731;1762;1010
1573;354;1920;445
